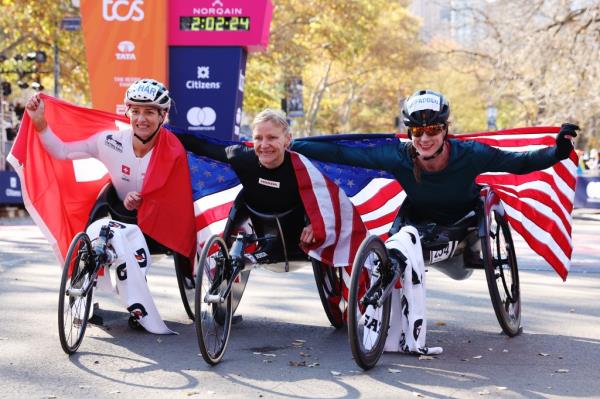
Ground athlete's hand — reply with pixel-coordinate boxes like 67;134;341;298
300;224;316;246
124;191;142;211
555;123;579;160
25;93;48;132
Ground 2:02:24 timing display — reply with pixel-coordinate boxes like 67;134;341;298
180;16;251;31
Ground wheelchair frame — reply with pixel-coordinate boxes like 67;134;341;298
347;187;521;370
194;192;345;365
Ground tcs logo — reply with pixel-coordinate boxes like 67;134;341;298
103;0;144;22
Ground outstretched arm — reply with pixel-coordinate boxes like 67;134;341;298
176;133;230;163
291;139;399;171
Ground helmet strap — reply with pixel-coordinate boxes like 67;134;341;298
134;124;161;145
418;131;448;161
421;142;445;160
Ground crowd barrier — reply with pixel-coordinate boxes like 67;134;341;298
574;173;600;209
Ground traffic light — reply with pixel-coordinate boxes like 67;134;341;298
1;81;12;96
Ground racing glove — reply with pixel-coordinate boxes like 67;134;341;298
555;123;579;160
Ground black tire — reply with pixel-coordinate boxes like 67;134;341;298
175;253;196;321
347;235;392;370
481;198;521;337
195;235;233;365
311;259;344;329
128;316;145;331
58;232;94;355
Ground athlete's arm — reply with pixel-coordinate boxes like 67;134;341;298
176;133;229;163
474;141;560;174
291;140;400;170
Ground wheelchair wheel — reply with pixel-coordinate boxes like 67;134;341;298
311;259;344;329
347;235;392;370
481;203;521;337
174;253;196;321
58;232;95;355
195;235;233;365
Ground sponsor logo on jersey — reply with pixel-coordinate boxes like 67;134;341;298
104;134;123;152
258;178;281;189
108;221;126;229
121;164;131;175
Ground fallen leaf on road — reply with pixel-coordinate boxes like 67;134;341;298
555;369;569;373
434;321;446;326
186;392;199;396
156;338;162;343
289;360;306;367
412;392;424;397
502;349;509;353
307;362;320;367
331;370;342;376
418;355;436;360
472;355;482;359
388;368;402;373
539;353;549;357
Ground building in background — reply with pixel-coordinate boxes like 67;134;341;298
409;0;488;47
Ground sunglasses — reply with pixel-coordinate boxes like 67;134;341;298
408;124;446;138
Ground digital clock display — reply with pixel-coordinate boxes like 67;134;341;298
180;16;251;31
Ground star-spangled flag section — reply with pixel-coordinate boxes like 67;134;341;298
180;127;576;281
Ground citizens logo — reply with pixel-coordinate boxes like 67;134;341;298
186;65;221;90
116;40;136;61
102;0;144;22
187;107;217;131
197;66;210;79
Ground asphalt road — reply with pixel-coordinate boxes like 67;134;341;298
0;216;599;399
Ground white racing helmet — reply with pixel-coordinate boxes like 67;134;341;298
124;79;171;111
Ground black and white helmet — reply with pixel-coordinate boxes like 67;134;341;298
402;89;449;127
124;79;171;111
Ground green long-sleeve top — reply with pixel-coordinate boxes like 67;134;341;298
291;138;560;224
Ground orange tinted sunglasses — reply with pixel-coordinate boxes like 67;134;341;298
408;124;446;138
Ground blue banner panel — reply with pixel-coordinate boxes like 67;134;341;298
0;171;23;204
574;175;600;209
168;46;247;141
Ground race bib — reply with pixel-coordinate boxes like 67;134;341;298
258;177;280;189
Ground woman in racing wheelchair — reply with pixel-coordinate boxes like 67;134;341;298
290;89;578;367
178;109;357;363
25;79;196;340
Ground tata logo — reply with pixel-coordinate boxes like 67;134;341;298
187;106;217;130
117;41;135;52
102;0;144;22
116;40;136;60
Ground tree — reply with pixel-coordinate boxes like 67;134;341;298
244;0;425;136
0;0;89;104
442;0;600;146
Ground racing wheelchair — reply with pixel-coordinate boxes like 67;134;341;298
57;183;195;354
347;187;521;369
194;191;345;365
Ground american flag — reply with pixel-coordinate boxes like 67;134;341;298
182;127;575;281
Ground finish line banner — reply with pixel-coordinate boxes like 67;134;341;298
80;0;167;114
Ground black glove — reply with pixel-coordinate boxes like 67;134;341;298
555;123;579;160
